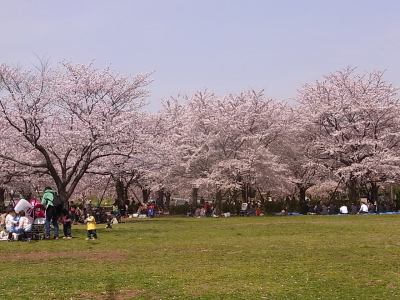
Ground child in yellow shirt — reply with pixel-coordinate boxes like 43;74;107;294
84;211;97;240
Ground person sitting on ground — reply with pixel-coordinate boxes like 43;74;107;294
200;207;205;217
358;202;369;214
5;209;18;241
18;210;32;241
0;210;7;228
0;227;8;240
321;204;329;215
315;202;322;215
368;202;377;214
105;214;113;228
377;201;385;213
328;203;337;215
350;203;358;215
194;207;201;218
339;205;348;214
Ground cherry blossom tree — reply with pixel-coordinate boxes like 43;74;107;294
0;59;152;205
295;68;400;203
79;108;183;208
161;89;288;213
277;131;327;203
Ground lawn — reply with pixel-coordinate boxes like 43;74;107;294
1;214;400;299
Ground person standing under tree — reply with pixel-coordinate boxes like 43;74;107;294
84;211;98;240
41;187;60;239
61;208;72;239
69;201;78;224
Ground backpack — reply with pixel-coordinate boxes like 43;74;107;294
52;192;64;213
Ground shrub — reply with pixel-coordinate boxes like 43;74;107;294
222;203;237;215
262;201;284;215
169;205;190;215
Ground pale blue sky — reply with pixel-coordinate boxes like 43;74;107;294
1;0;399;111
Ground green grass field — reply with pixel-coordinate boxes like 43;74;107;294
1;214;400;300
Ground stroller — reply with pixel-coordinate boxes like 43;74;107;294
13;199;45;240
30;199;46;240
155;205;163;217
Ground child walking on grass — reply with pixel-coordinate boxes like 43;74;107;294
61;208;72;239
84;211;97;240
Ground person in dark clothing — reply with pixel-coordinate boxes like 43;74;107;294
119;204;126;217
61;208;72;239
377;202;385;214
69;201;78;223
368;202;377;214
301;200;309;215
321;204;328;215
315;202;323;215
328;204;337;215
350;203;358;215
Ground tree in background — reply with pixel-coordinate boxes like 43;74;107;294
1;61;400;208
161;89;288;213
296;68;400;203
0;59;152;205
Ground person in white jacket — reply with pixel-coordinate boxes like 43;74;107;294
339;205;348;214
358;202;369;214
18;210;32;241
5;210;18;241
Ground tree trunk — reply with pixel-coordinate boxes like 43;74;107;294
157;190;164;205
142;188;151;203
115;179;125;206
346;176;359;203
241;183;249;202
298;186;307;203
369;182;380;203
191;187;198;206
58;190;68;210
165;192;171;210
297;186;309;215
156;190;164;207
0;187;5;210
241;183;256;203
256;187;265;203
229;189;240;205
241;184;247;203
216;188;222;216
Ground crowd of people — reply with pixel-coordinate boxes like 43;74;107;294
0;187;102;241
0;208;32;241
0;188;168;241
2;188;398;241
184;200;263;218
300;199;396;215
